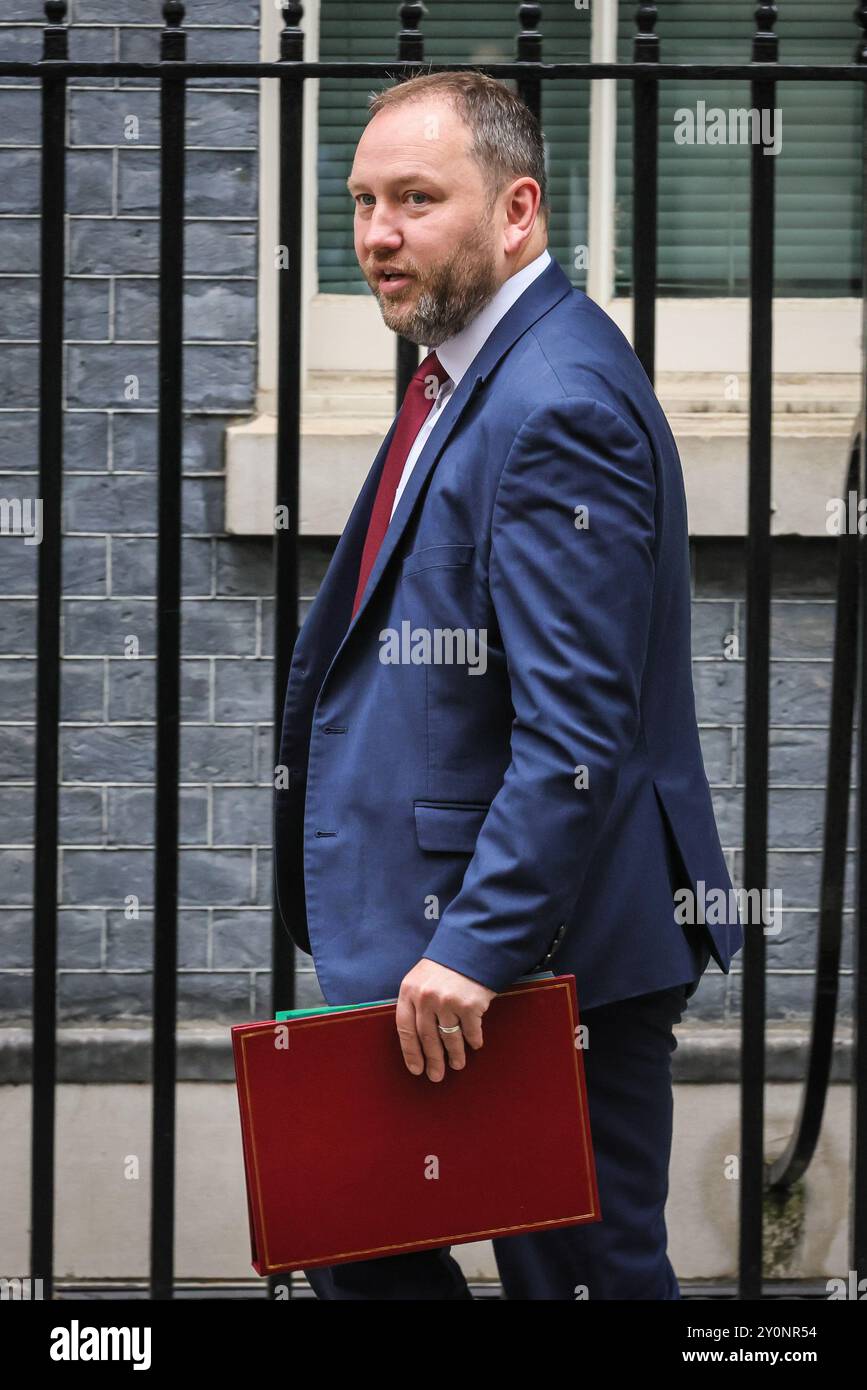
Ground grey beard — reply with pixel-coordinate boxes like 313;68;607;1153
397;273;500;348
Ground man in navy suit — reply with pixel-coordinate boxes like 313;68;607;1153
274;70;743;1299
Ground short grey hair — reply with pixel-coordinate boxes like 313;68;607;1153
366;69;550;225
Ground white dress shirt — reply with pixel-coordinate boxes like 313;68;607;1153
388;248;552;520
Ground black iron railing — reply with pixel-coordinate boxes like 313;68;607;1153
2;0;865;1300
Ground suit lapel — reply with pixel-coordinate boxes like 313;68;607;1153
289;416;399;680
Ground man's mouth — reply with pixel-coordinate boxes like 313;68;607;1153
375;269;414;293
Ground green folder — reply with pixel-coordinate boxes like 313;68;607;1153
274;972;555;1021
275;999;395;1020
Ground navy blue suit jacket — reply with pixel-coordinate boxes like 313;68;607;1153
274;255;743;1010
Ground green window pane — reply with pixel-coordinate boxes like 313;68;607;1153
615;0;861;296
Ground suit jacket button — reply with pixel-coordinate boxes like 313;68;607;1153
545;922;566;961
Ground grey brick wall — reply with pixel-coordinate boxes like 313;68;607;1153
0;5;851;1031
691;539;853;1024
0;1;291;1023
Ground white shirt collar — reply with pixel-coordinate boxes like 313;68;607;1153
430;247;552;389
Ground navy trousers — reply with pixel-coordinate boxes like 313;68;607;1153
303;979;696;1301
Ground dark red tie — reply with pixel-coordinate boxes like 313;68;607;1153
350;350;449;619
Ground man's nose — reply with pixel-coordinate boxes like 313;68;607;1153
361;204;403;252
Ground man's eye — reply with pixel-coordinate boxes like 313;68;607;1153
353;193;429;207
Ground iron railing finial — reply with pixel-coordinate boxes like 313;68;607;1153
161;1;186;62
635;2;659;63
753;2;779;62
280;2;305;63
517;3;543;66
43;0;68;61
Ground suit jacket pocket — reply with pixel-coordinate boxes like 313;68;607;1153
414;798;490;852
402;543;475;577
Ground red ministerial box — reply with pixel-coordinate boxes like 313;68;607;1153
231;972;601;1276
